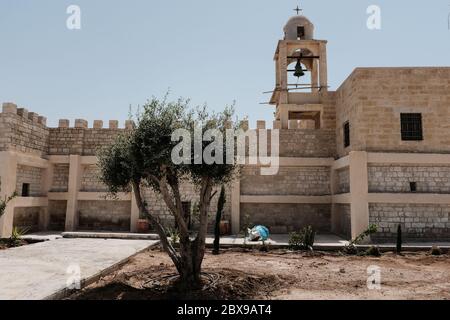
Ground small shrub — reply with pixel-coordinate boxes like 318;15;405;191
342;244;358;255
342;224;378;255
288;232;303;251
365;246;381;257
430;245;442;256
288;226;316;251
9;227;29;247
301;226;316;251
166;228;180;244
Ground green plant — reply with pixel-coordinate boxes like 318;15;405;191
365;246;381;257
9;226;29;247
301;226;316;250
98;94;239;288
241;214;252;245
396;224;402;254
343;224;378;255
430;245;442;256
288;226;316;251
288;232;303;251
213;185;226;255
166;227;180;245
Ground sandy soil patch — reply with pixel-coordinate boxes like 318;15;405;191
69;247;450;300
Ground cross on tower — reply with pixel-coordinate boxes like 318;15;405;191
293;5;303;15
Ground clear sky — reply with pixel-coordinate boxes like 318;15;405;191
1;0;449;127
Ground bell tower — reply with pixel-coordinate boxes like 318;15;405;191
270;11;329;129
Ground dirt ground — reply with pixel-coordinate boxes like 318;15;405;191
0;239;28;251
69;246;450;300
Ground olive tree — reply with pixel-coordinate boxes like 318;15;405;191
98;96;238;288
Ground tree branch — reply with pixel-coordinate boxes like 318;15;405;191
131;180;181;268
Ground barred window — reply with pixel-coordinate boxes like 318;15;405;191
401;113;423;141
343;121;350;148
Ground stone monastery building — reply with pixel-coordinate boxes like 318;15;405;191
1;14;450;241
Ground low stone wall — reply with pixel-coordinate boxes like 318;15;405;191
48;200;67;231
369;203;450;241
240;203;331;234
240;166;330;196
13;207;41;232
77;200;131;231
16;165;44;196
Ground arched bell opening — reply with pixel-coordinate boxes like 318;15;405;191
287;49;317;93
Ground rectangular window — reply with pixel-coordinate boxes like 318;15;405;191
410;182;417;193
21;183;30;197
401;113;423;141
343;121;350;148
297;26;305;39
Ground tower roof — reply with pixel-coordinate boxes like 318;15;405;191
283;15;314;40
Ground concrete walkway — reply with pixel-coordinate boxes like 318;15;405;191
0;238;157;300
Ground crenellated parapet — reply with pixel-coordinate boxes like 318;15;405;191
2;103;47;126
49;119;135;156
56;119;135;130
0;103;49;156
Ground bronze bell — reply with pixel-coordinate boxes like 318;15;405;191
294;59;305;78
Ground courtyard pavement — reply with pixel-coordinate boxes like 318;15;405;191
0;238;158;300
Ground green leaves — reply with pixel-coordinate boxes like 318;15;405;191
98;94;238;197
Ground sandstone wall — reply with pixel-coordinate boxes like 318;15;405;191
240;203;331;234
336;68;450;157
368;165;450;193
335;168;350;194
333;204;351;239
13;207;41;232
370;203;450;241
48;200;67;231
0;105;49;156
81;165;108;192
51;164;70;192
16;165;44;196
77;200;131;231
240;166;330;196
142;182;232;232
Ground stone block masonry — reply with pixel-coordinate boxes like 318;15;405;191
2;67;450;242
368;165;450;193
241;167;330;196
241;203;331;234
16;165;44;197
78;201;131;231
370;203;450;241
51;165;69;192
